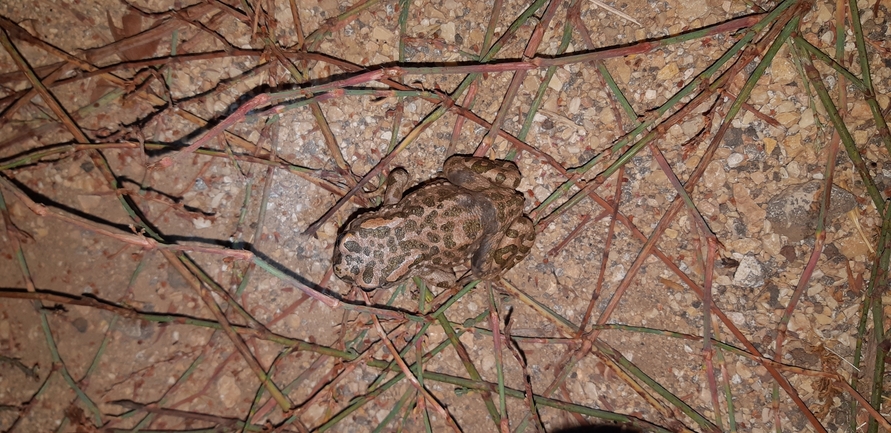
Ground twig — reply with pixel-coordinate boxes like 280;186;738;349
362;291;461;433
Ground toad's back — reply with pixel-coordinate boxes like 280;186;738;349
333;180;497;288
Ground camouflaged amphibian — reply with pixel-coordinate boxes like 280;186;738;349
332;155;536;290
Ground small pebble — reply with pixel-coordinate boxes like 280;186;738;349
727;153;745;167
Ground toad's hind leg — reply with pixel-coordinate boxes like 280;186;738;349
412;266;460;289
443;155;522;191
473;216;536;279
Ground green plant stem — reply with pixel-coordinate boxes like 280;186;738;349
486;284;508;431
516;18;573;146
532;0;797;221
0;189;104;427
847;0;891;156
797;46;884;212
865;200;891;433
794;36;865;90
436;313;501;427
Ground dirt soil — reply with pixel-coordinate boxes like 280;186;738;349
1;0;890;432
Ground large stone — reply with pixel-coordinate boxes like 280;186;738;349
733;256;764;288
765;180;858;242
657;63;679;80
440;22;457;43
768;55;797;85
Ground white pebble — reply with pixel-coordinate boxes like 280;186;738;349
192;217;213;229
727;153;744;168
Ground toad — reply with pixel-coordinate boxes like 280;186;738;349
332;155;535;290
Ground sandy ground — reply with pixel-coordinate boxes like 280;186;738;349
1;0;890;431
